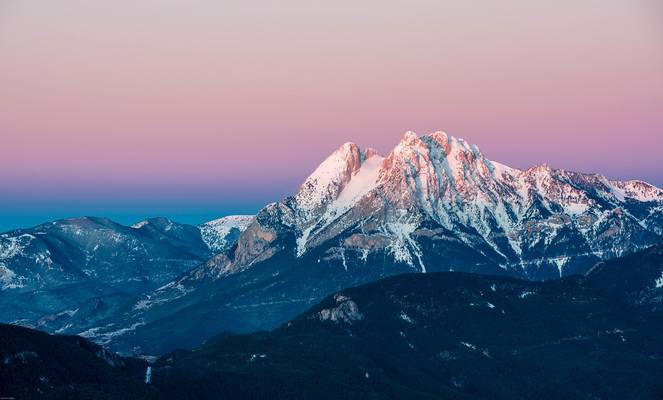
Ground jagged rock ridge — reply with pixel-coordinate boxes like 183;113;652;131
204;131;663;280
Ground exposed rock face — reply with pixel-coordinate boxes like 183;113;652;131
317;294;364;324
230;221;277;270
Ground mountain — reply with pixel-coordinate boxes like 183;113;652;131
89;131;662;355
149;245;663;400
0;215;252;342
0;216;211;294
4;245;662;399
227;131;662;280
0;323;157;399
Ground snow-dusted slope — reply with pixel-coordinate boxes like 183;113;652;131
198;216;254;253
0;217;224;341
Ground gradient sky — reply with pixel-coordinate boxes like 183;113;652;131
1;1;662;232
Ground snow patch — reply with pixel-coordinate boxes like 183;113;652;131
79;322;146;345
399;311;414;323
460;342;476;350
386;219;426;272
610;180;663;202
0;264;21;290
131;220;149;229
144;366;152;384
552;256;570;277
0;234;34;260
296;225;314;257
199;215;254;252
655;271;663;289
248;353;267;363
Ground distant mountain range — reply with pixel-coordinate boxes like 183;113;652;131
2;245;662;399
1;131;662;356
0;215;252;342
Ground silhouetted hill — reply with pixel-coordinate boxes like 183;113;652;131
0;323;157;399
151;247;663;399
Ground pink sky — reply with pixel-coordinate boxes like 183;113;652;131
0;1;662;229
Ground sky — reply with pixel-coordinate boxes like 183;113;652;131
1;1;662;232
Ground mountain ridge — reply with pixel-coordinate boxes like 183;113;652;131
149;244;663;399
194;130;662;280
80;131;663;355
0;215;254;343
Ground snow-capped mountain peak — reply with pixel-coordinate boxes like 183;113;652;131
295;142;365;218
216;130;663;280
293;142;384;257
